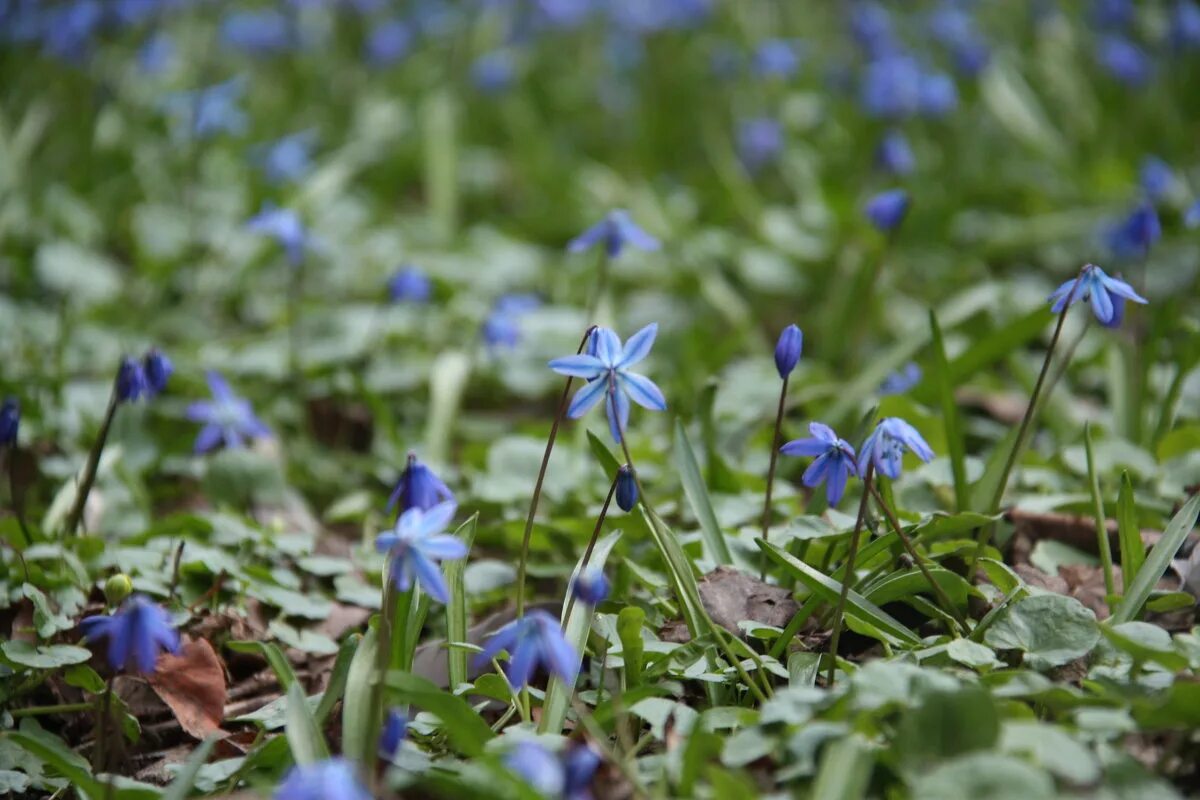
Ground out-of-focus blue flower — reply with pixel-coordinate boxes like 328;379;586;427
848;1;897;59
607;0;712;33
564;743;601;800
550;324;667;443
220;9;292;55
1048;262;1147;326
473;51;516;94
1172;1;1200;49
80;595;180;674
918;72;958;117
483;294;542;349
505;742;566;797
164;79;248;140
116;357;149;403
139;32;175;74
186;371;271;454
274;758;372;800
1097;35;1152;86
879;362;921;395
929;3;990;75
781;422;858;506
615;464;638;511
1091;0;1134;28
572;568;609;605
875;129;915;176
477;610;577;689
365;18;413;66
0;397;19;447
378;709;408;760
568;210;659;258
737;117;784;173
864;189;910;232
860;55;922;119
387;452;454;514
142;349;173;397
247;204;310;266
753;38;801;78
857;417;934;480
774;324;803;379
255;130;316;185
1105;200;1161;259
376;501;465;603
388;265;432;304
1186;199;1200;228
40;0;102;61
1139;156;1174;200
535;0;594;29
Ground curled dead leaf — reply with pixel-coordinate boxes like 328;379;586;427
147;636;228;740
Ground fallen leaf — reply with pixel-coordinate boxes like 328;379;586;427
147;637;228;740
698;566;799;636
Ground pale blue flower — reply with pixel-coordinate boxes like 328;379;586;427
1048;262;1147;325
781;422;858;506
375;501;466;603
568;210;659;258
186;371;271;453
476;610;577;688
857;417;934;479
80;595;180;674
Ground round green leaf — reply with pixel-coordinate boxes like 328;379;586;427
984;594;1099;670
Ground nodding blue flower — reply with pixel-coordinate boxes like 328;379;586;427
1091;0;1134;28
378;709;408;760
568;210;660;259
504;742;567;797
80;594;180;674
781;423;859;506
1105;200;1162;259
1140;156;1174;200
615;464;638;512
1171;1;1200;50
848;1;898;59
918;72;958;117
857;417;934;480
875;130;915;176
375;501;466;604
753;39;801;78
879;362;921;396
0;397;19;447
564;743;602;799
256;130;316;185
387;453;454;514
860;55;921;119
1186;199;1200;229
247;203;310;266
1097;35;1152;86
550;324;667;444
472;51;517;94
774;324;803;379
483;294;542;349
220;9;293;55
388;265;432;304
274;758;372;800
572;568;610;606
186;371;272;454
1048;263;1147;326
864;189;910;232
139;32;175;74
737;117;784;173
477;609;578;689
365;19;413;66
116;357;149;403
163;79;247;140
142;349;173;397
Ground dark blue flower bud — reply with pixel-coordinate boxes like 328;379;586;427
388;265;432;304
774;324;803;378
0;397;18;447
572;568;610;606
142;349;173;397
864;189;910;232
115;357;148;403
378;709;408;760
615;465;638;512
387;452;454;515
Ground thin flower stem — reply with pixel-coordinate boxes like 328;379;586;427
64;380;121;538
585;251;609;325
867;483;968;633
826;465;874;687
561;472;620;627
10;701;95;718
516;326;596;619
760;375;789;580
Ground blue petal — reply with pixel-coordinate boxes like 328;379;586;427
477;623;520;665
566;220;607;253
606;387;630;443
1048;278;1081;313
1099;273;1148;304
416;500;457;538
617;323;658;368
612;211;660;252
592;328;622;366
375;532;400;553
618;372;666;411
206;371;235;401
194;424;223;454
548;354;606;379
410;550;450;604
566;376;608;419
1090;286;1114;324
826;456;850;506
857;428;881;475
419;534;468;560
390;557;415;593
506;638;538;689
540;627;579;682
802;452;833;488
809;422;838;444
781;437;828;457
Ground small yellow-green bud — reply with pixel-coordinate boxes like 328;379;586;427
104;574;133;606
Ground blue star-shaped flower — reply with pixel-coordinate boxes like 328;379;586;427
255;130;316;185
387;265;432;303
274;758;371;800
781;422;859;506
163;78;247;140
80;594;180;674
116;357;149;403
567;210;660;258
1048;263;1147;326
857;417;934;480
879;362;921;395
375;500;466;604
549;324;667;443
476;609;577;689
186;371;272;454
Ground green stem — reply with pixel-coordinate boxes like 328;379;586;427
585;251;609;326
826;465;874;687
561;470;620;627
1084;423;1117;597
64;375;121;537
10;701;95;718
760;375;789;580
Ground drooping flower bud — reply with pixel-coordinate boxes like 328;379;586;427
0;397;18;447
615;465;638;512
773;324;803;379
115;357;148;403
142;348;174;397
572;568;610;606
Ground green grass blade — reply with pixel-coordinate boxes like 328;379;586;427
227;641;297;691
445;512;479;689
340;625;378;764
1116;471;1143;594
812;734;874;800
314;635;358;726
285;681;329;766
929;311;968;511
673;417;733;564
969;425;1021;512
386;671;494;756
638;507;711;639
163;735;218;800
1084;424;1116;597
1111;494;1200;624
618;607;646;687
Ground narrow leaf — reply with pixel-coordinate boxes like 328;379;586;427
673;417;733;564
386;671;494;756
929;311;968;510
587;430;623;477
445;513;479;689
340;626;378;763
315;635;358;726
284;681;329;766
1111;494;1200;624
227;641;296;691
1084;424;1116;597
638;507;711;639
1116;472;1143;594
163;735;218;800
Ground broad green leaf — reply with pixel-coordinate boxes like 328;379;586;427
896;684;999;768
913;752;1055;800
386;671;494;756
1116;472;1144;595
445;513;479;689
983;594;1098;670
1111;494;1200;624
341;626;378;764
998;721;1100;785
284;681;329;766
673;418;733;564
1;642;92;669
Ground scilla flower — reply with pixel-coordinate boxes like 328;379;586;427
572;568;610;605
568;210;660;258
781;423;858;505
615;464;638;512
875;130;915;176
0;397;18;447
864;189;910;232
549;324;667;443
1186;199;1200;229
1140;156;1174;200
879;362;921;395
248;203;310;266
476;610;577;689
564;743;602;800
1048;263;1147;326
857;417;934;479
388;265;432;303
375;501;466;603
378;710;408;761
774;324;803;378
186;371;271;453
505;741;566;797
387;453;454;514
275;758;371;800
142;348;173;397
256;130;316;185
80;595;180;674
116;357;149;403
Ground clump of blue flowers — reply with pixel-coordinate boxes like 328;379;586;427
858;417;934;479
477;609;577;689
375;500;466;603
80;595;180;674
781;423;858;506
186;371;272;453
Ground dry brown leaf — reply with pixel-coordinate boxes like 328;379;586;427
698;566;799;636
147;636;228;740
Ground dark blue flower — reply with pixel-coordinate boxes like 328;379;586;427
274;758;371;800
376;501;466;603
248;204;310;266
1048;262;1147;325
1186;199;1200;228
568;210;660;259
864;189;910;232
1097;35;1151;86
256;130;316;185
1105;200;1161;259
477;609;577;688
220;9;292;55
388;265;432;304
929;3;990;75
504;741;566;797
365;18;413;66
40;0;102;62
860;55;922;119
116;357;149;403
848;1;897;59
564;743;601;800
753;39;801;79
550;324;667;444
615;464;638;512
142;349;173;397
781;423;859;506
879;362;921;395
472;51;517;94
571;568;609;606
1139;156;1174;200
857;417;934;480
378;709;408;761
737;117;784;173
774;324;803;379
0;397;19;448
186;371;271;453
163;79;248;140
875;130;915;176
1171;1;1200;50
80;594;180;674
387;453;454;514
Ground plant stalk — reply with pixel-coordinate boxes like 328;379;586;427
826;465;874;687
760;375;789;579
64;378;121;537
561;470;620;627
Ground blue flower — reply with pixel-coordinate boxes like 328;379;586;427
608;0;712;33
138;32;175;74
568;210;660;259
116;357;149;403
929;3;990;75
1048;262;1147;326
848;1;897;59
248;204;310;266
615;464;638;512
860;55;922;119
473;51;517;94
1091;0;1134;28
918;71;958;117
388;265;432;304
737;117;784;173
563;743;601;799
571;568;610;605
365;18;413;66
1104;200;1161;259
1186;199;1200;228
753;39;801;78
1097;35;1151;86
255;130;316;185
857;417;934;480
1171;1;1200;50
1140;156;1174;200
549;324;667;444
483;294;542;349
186;371;271;453
387;453;454;514
40;0;102;61
378;709;408;760
80;595;180;674
875;130;915;176
781;423;858;506
142;348;173;397
375;501;466;604
220;9;292;55
274;758;371;800
0;397;19;447
504;741;566;797
864;189;910;232
774;324;803;379
879;362;921;395
478;610;577;688
163;79;247;140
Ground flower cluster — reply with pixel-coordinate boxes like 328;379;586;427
116;348;174;404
